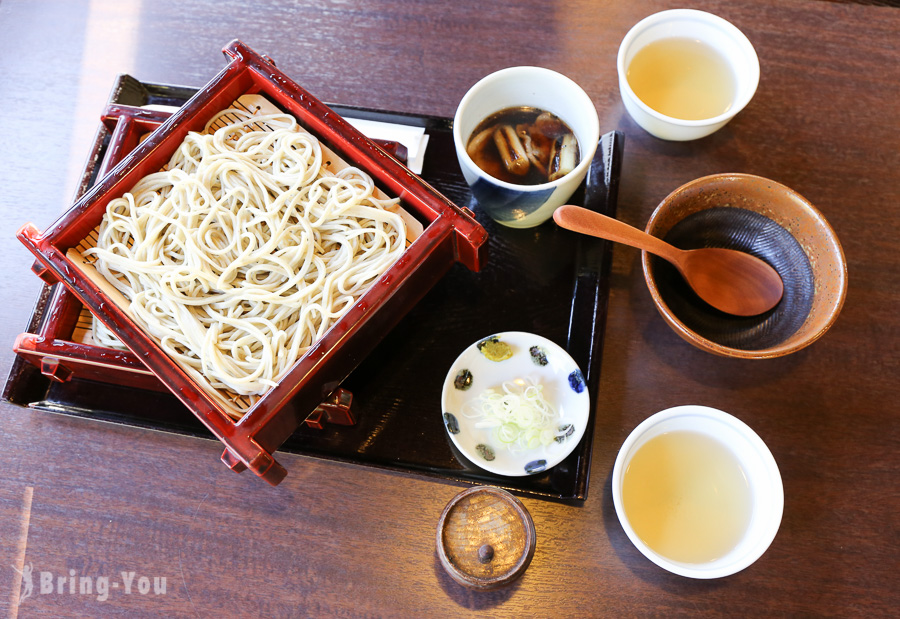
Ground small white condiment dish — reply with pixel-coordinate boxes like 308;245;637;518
617;9;760;141
612;405;783;579
453;67;600;228
440;332;590;477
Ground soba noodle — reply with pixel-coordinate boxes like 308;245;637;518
85;108;407;416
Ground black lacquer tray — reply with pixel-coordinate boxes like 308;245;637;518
4;76;623;501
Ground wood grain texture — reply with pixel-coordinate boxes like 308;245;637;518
437;487;536;589
0;0;898;617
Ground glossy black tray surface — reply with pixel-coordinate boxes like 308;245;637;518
4;75;623;501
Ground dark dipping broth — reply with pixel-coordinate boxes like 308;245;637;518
466;106;580;185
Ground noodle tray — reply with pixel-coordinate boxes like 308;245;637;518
16;40;488;486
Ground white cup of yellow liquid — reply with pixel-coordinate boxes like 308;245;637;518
612;405;783;579
617;9;760;141
453;66;600;228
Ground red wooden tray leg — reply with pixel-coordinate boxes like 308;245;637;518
30;259;58;285
304;409;326;430
221;444;287;486
321;388;356;426
220;448;248;473
40;357;73;383
304;388;355;428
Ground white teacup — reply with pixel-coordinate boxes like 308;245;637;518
453;67;600;229
612;405;783;579
617;9;760;141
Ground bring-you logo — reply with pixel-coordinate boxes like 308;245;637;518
13;563;167;603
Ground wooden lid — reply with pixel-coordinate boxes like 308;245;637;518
436;486;536;589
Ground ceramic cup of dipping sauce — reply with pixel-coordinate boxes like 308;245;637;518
612;405;783;579
617;9;760;141
453;66;600;228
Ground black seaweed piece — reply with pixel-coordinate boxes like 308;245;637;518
475;444;496;461
555;424;575;443
443;412;460;434
453;369;473;391
529;345;549;366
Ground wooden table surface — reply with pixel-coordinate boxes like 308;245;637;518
1;0;898;616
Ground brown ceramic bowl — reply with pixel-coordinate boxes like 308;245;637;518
642;173;847;359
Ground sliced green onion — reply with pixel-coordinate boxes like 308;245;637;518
464;378;561;451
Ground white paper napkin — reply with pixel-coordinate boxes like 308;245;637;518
345;118;430;175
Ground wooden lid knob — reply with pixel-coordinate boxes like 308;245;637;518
436;486;536;589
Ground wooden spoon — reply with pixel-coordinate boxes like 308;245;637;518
553;204;784;316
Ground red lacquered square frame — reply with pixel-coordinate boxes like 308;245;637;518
17;40;488;485
16;102;357;431
15;105;174;393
